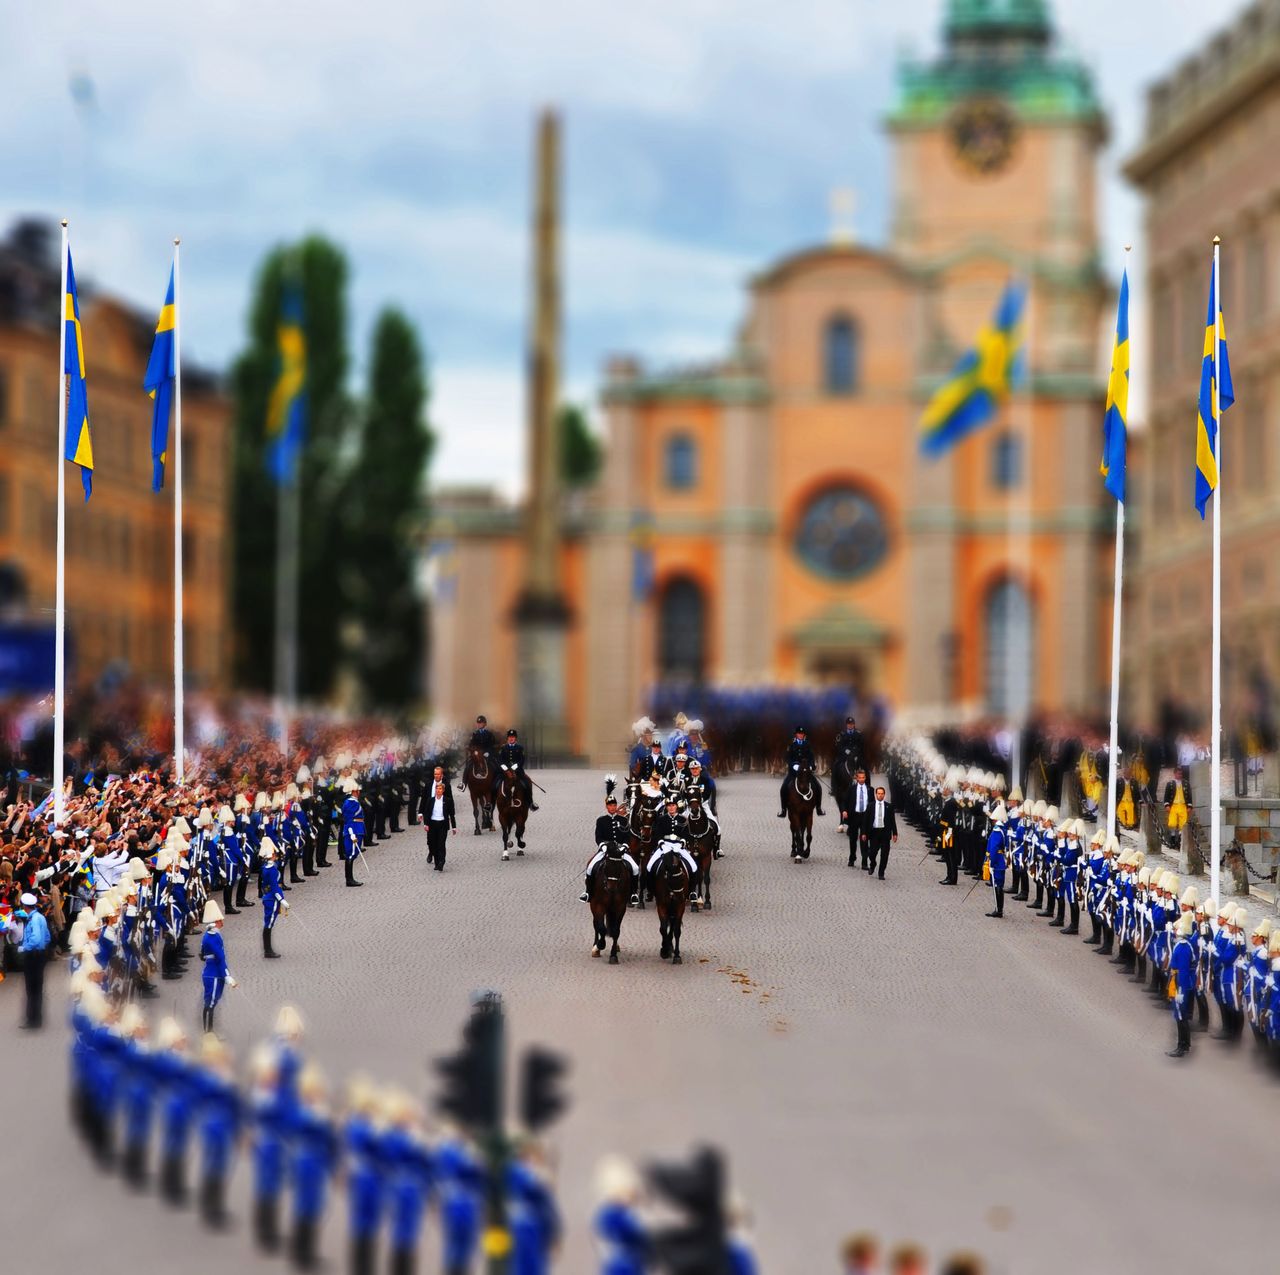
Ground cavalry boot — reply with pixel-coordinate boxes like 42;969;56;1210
222;884;240;916
263;929;280;959
255;1195;280;1251
1166;1019;1191;1058
1050;895;1066;927
236;878;254;908
1130;954;1146;984
1038;890;1056;918
202;1173;229;1229
1028;882;1044;910
303;844;318;876
1147;963;1164;994
289;857;303;885
1196;994;1210;1032
351;1234;377;1275
1098;926;1114;956
1063;903;1080;935
292;1217;318;1271
1085;916;1101;945
344;858;362;887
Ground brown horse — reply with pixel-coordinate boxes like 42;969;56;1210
589;842;636;964
461;747;494;834
653;847;690;964
684;795;717;912
495;771;529;859
626;797;659;908
786;759;818;862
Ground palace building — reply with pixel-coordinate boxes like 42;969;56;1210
428;0;1117;762
0;220;232;691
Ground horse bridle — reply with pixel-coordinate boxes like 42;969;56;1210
795;771;816;802
470;751;489;782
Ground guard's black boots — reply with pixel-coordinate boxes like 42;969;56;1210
263;930;280;959
1062;903;1080;935
1166;1019;1191;1058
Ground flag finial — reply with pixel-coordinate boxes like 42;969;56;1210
1123;244;1131;253
60;218;68;228
1213;235;1221;245
173;236;181;245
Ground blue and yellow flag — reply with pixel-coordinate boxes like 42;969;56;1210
143;265;175;492
1194;255;1235;519
920;280;1026;457
265;286;306;482
1100;269;1130;503
64;248;94;500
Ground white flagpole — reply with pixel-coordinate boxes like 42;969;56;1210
1105;247;1130;846
1008;268;1033;793
172;238;185;785
1210;236;1222;903
53;219;69;828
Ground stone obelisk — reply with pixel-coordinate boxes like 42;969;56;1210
513;109;572;758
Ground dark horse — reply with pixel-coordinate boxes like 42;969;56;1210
683;794;717;912
786;759;819;862
589;841;635;964
626;795;659;909
830;752;858;833
652;848;690;965
495;771;529;859
461;747;494;835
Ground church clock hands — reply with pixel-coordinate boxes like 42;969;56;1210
949;97;1018;177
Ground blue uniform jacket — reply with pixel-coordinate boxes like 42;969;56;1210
382;1127;434;1250
346;1115;385;1239
595;1201;649;1275
508;1160;561;1275
289;1104;340;1220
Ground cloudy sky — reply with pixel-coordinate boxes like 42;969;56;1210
5;0;1231;494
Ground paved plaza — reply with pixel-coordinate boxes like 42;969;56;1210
1;770;1275;1272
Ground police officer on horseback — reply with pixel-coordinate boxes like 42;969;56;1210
470;715;497;764
495;728;539;811
685;758;723;858
834;716;864;772
778;726;826;818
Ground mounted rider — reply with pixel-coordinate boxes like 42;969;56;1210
627;718;658;775
645;831;701;907
494;728;539;811
666;746;692;798
834;716;864;772
581;777;638;903
683;720;716;810
469;715;497;769
684;758;722;858
639;737;671;784
777;726;826;818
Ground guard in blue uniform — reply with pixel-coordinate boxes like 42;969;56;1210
1245;917;1273;1046
381;1088;435;1275
777;726;826;817
199;899;237;1034
260;837;288;958
195;1031;242;1229
984;803;1008;918
496;729;539;810
118;1004;155;1188
1167;913;1198;1058
345;1076;386;1275
1057;820;1083;933
341;779;366;887
508;1141;561;1275
289;1065;340;1271
217;804;245;914
437;1132;485;1275
154;1017;198;1206
684;720;716;811
593;1156;649;1275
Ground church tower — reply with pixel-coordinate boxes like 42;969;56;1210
887;0;1111;715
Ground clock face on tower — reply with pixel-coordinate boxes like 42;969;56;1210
948;97;1018;176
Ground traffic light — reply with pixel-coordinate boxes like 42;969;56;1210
432;992;505;1131
648;1145;733;1275
519;1045;569;1132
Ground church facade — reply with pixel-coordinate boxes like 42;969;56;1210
429;0;1117;762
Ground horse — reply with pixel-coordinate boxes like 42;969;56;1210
651;848;690;965
461;747;494;834
589;841;635;964
495;771;529;859
830;752;858;832
626;798;659;908
683;794;717;912
786;759;818;862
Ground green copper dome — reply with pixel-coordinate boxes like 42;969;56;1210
890;0;1104;130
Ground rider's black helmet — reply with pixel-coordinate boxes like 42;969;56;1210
507;728;518;739
795;725;807;735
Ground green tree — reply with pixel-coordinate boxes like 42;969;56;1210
347;308;435;707
230;236;354;697
559;403;602;487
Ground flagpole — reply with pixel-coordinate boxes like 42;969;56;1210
172;238;185;785
53;219;69;828
1210;235;1222;904
1008;267;1033;794
274;472;300;760
1105;247;1130;846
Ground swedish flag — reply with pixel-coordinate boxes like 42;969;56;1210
64;248;94;500
919;281;1026;457
1100;269;1129;503
1194;255;1235;519
265;286;306;482
143;266;176;492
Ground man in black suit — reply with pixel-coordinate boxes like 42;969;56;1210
424;765;456;870
843;768;874;868
865;786;898;879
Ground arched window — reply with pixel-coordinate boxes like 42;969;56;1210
984;578;1034;718
664;434;698;490
823;315;859;396
991;431;1022;489
659;577;706;682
